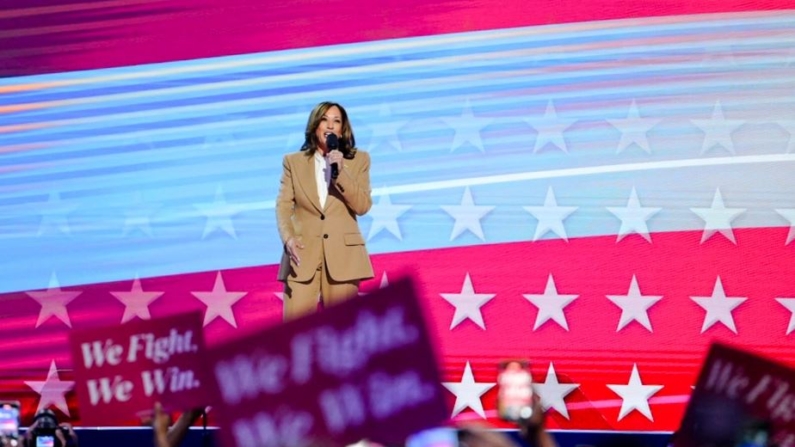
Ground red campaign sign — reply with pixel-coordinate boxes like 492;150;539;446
204;277;449;447
675;343;795;447
68;312;209;425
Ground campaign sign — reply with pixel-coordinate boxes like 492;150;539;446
205;277;449;447
674;343;795;447
68;312;208;425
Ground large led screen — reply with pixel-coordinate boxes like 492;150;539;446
1;0;794;432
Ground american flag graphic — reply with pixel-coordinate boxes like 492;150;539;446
1;0;795;435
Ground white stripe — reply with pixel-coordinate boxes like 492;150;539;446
7;59;794;142
243;154;795;210
20;153;792;206
371;154;795;196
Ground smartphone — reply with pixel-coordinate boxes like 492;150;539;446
497;360;534;422
406;427;459;447
0;401;20;440
735;419;771;447
35;436;55;447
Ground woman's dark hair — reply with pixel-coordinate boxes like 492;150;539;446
300;101;357;159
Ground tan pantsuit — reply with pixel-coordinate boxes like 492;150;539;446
275;150;374;320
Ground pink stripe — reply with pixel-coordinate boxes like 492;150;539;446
0;0;792;75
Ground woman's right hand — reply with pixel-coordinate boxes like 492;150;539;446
286;237;304;266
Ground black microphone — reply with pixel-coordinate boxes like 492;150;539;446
326;133;339;179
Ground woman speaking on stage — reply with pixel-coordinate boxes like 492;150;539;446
276;101;375;321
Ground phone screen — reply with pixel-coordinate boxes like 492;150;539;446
735;419;771;447
0;401;20;439
35;435;55;447
497;360;534;422
406;427;458;447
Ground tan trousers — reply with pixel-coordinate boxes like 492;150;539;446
282;260;360;321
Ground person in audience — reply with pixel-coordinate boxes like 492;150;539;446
516;394;558;447
276;101;374;321
146;395;559;447
21;408;78;447
456;393;558;447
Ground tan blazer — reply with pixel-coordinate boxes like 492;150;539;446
276;149;375;282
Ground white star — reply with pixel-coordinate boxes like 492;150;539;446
700;44;737;68
274;292;285;301
607;100;661;154
440;273;496;330
690;277;747;334
111;276;165;324
442;100;492;153
691;101;745;155
284;128;307;152
777;119;795;153
37;192;78;236
201;126;239;150
528;101;576;153
122;191;157;237
441;187;495;241
202;133;238;151
26;273;81;328
534;363;580;420
359;271;390;296
374;271;390;289
607;187;661;243
606;276;663;332
368;104;407;152
132;135;156;151
191;272;247;328
278;109;310;148
690;188;746;244
194;185;243;239
607;364;663;421
775;298;795;335
443;362;495;418
523;187;578;241
366;192;411;241
775;208;795;245
24;360;75;416
523;275;579;331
